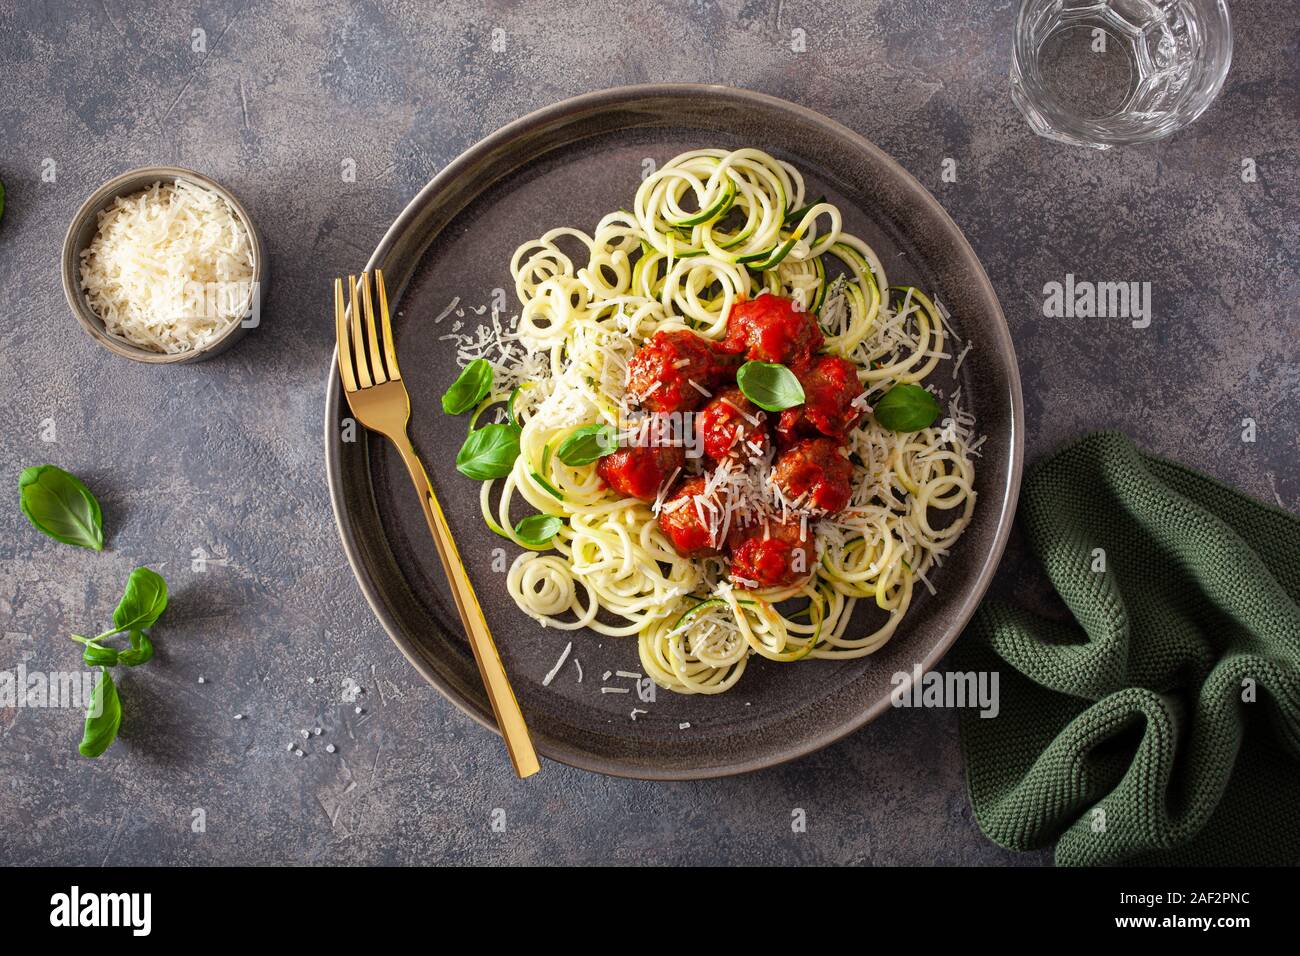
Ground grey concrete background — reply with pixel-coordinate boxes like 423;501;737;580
0;0;1294;866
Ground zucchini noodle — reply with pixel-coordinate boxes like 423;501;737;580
445;147;981;696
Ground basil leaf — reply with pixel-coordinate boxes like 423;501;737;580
736;361;805;411
441;359;493;415
113;567;168;633
117;630;154;667
873;383;942;432
514;514;563;547
82;643;119;668
79;668;122;758
456;423;521;480
18;465;104;551
556;424;618;466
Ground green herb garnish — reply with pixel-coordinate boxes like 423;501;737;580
736;361;805;411
556;424;618;466
81;643;120;668
111;567;168;633
67;567;167;758
514;514;563;547
79;669;122;759
455;423;521;480
441;359;493;415
117;630;155;667
873;384;942;432
18;465;104;551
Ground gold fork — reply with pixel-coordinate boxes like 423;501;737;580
335;270;540;779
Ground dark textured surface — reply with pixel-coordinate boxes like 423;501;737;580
0;0;1294;866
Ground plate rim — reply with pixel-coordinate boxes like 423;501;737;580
324;83;1025;780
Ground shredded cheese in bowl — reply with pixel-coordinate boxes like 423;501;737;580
78;179;255;354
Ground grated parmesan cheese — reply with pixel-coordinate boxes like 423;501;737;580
542;641;573;686
79;180;255;353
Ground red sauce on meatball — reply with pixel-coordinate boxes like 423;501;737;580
596;443;684;502
697;387;769;462
727;519;813;589
719;294;824;369
625;329;729;413
771;438;854;514
775;355;864;443
657;476;721;558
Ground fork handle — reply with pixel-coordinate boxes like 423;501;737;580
393;435;541;779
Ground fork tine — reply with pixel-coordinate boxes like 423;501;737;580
334;278;358;393
348;274;373;389
360;271;387;385
375;269;400;380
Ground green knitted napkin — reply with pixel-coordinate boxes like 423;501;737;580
956;431;1300;866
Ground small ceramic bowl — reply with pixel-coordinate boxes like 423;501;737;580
61;166;267;364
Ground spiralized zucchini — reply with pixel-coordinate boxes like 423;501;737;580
458;147;979;695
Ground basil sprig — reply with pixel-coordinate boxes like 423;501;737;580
14;469;166;758
736;361;805;411
514;514;563;547
556;424;618;466
456;423;521;480
873;383;942;432
18;465;104;551
441;359;493;415
68;567;168;758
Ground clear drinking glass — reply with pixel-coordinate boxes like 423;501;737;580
1010;0;1233;149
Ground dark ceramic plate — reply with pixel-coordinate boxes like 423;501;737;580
325;85;1023;779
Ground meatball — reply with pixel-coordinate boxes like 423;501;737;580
596;443;684;502
727;519;814;589
775;355;864;444
625;329;728;413
698;387;769;462
720;294;824;369
657;477;721;558
771;438;854;514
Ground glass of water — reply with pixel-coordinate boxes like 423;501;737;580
1010;0;1233;149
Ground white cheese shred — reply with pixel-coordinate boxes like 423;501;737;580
542;641;573;686
79;179;255;354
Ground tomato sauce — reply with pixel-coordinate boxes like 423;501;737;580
596;444;684;501
719;293;823;369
